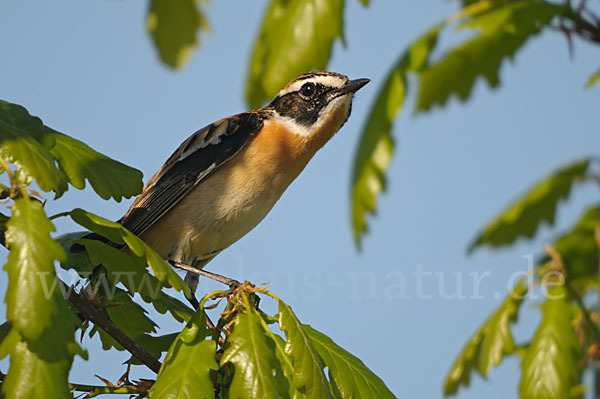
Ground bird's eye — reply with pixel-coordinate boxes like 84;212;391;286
299;82;316;98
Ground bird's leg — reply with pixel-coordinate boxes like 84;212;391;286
169;260;241;289
167;261;219;329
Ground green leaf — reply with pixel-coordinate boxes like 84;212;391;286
81;239;164;300
271;333;306;399
0;211;8;249
1;333;73;399
221;312;287;399
0;101;68;196
56;231;97;275
149;310;218;399
358;0;370;6
351;25;442;248
69;208;189;296
150;291;195;323
519;285;582;398
2;199;81;398
584;66;600;88
539;207;600;290
278;301;331;398
417;1;564;111
127;332;178;365
147;0;209;69
4;199;67;344
246;0;344;108
0;322;12;350
443;280;528;396
469;158;590;252
40;128;142;201
304;325;395;399
0;100;142;201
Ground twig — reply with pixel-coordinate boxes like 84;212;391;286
61;280;162;373
69;382;140;398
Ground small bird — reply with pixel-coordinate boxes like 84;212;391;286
118;71;369;302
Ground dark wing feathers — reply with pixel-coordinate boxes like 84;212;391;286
119;111;267;237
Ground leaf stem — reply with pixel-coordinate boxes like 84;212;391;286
48;211;71;220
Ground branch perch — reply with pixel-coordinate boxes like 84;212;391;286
61;280;162;374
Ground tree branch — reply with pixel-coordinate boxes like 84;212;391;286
61;280;162;374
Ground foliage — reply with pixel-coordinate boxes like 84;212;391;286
416;1;564;111
442;154;600;397
469;158;590;252
245;0;345;108
519;285;582;399
3;0;600;397
444;280;527;396
147;0;209;69
586;67;600;88
350;25;441;247
348;0;596;247
0;99;392;398
0;100;142;201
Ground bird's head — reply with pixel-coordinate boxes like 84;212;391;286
268;71;370;141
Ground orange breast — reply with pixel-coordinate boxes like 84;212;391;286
139;117;335;264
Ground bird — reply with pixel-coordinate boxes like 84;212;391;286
118;71;369;305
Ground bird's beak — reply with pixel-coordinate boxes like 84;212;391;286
339;78;370;95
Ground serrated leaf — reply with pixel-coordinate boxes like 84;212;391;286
443;280;527;396
149;291;195;323
81;239;164;300
56;231;97;276
1;333;73;399
351;25;441;248
90;288;157;351
539;207;600;290
271;333;306;399
585;66;600;88
127;332;178;365
469;158;590;252
304;325;395;399
221;312;287;399
40;128;143;201
417;1;563;111
149;310;218;399
246;0;344;108
69;208;189;296
0;100;142;201
4;199;67;343
519;285;582;398
0;101;68;196
278;301;331;398
1;200;80;398
147;0;209;69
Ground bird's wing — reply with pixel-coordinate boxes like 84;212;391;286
119;110;268;236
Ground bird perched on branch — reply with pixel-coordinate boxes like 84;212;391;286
118;71;369;305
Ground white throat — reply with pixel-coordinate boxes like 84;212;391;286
275;94;352;138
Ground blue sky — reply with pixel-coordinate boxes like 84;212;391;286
2;1;600;398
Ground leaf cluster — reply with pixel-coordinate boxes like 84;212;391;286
443;156;600;397
0;99;394;398
149;286;395;399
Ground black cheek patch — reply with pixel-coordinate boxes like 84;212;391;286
270;85;332;127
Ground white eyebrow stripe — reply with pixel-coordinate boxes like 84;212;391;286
278;75;348;96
